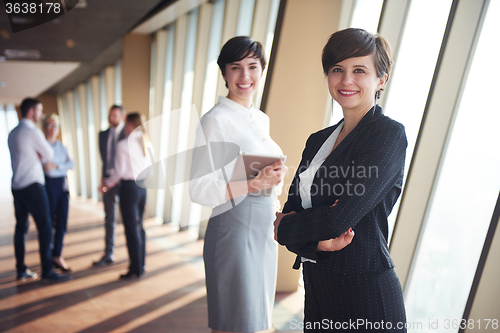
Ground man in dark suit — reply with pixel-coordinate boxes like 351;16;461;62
93;105;125;266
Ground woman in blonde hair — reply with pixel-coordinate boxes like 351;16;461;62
42;113;74;272
100;112;150;279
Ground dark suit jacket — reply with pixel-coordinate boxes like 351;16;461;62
99;127;125;179
277;105;407;274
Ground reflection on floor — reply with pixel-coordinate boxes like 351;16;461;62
0;194;304;333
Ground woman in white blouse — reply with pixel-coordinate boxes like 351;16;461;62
99;112;150;279
189;37;287;333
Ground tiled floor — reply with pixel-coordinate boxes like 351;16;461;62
0;193;304;333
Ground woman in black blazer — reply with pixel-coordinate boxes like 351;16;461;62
275;28;407;332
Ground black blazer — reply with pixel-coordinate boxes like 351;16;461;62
99;127;125;178
277;105;407;274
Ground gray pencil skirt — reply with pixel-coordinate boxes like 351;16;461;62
203;194;278;332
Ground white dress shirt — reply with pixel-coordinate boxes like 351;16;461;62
8;118;54;190
106;122;124;175
189;96;284;208
105;131;151;188
298;122;344;263
299;123;344;209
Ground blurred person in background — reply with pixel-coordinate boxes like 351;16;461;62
8;97;71;283
99;112;150;279
93;105;125;266
42;114;74;272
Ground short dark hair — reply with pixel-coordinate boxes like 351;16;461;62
20;98;41;118
322;28;393;88
217;36;267;81
125;112;144;129
109;104;124;114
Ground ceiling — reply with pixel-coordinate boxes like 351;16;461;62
0;0;175;104
0;61;80;104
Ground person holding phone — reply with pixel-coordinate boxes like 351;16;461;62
189;36;286;333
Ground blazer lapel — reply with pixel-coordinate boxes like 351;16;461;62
118;127;126;141
100;129;110;159
290;124;339;212
302;124;339;163
320;106;382;167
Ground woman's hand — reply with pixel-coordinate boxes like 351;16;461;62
98;179;109;194
43;162;58;172
316;198;354;251
274;211;296;241
98;184;108;194
317;228;355;251
250;160;287;192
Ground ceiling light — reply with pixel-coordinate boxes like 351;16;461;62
10;16;35;25
0;29;10;40
75;0;87;8
66;39;75;49
4;49;42;60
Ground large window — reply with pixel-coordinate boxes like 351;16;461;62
382;0;453;237
86;80;98;201
350;0;383;33
236;0;255;36
201;0;225;115
170;8;199;228
99;72;108;131
0;105;14;194
155;25;175;221
404;1;500;331
72;89;88;198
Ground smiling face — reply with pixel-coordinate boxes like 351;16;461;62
224;55;263;108
108;107;123;128
43;118;59;141
327;55;387;115
28;103;43;123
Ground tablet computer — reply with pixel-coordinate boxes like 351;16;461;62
230;152;287;181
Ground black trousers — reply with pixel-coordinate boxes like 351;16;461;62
303;264;407;332
12;183;55;276
102;181;120;259
119;181;146;275
45;176;69;257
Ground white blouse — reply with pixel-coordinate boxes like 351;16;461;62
298;122;343;263
189;96;284;208
299;123;344;209
106;130;151;188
